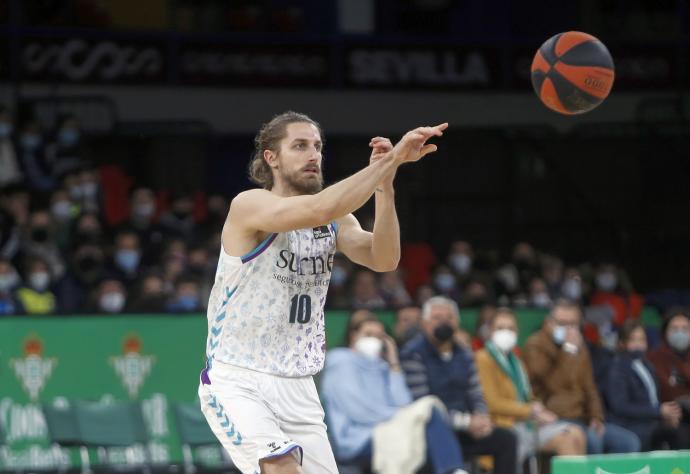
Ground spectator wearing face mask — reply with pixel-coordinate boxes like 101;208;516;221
541;255;564;298
166;275;202;313
198;193;229;241
120;187;165;264
527;277;552;309
45;115;84;178
559;268;586;304
55;243;106;313
607;320;689;450
129;272;167;312
48;189;76;249
18;120;54;192
72;212;104;246
20;210;65;280
0;259;24;315
0;188;22;261
16;258;56;314
472;304;497;351
321;312;469;474
447;240;475;283
92;279;127;314
590;262;643;327
108;230;143;288
326;254;353;309
460;280;491;308
476;308;586;468
0;106;22;188
400;296;518;474
523;299;640;454
159;193;196;239
431;265;461;302
648;309;690;416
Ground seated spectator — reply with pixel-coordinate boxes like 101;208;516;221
128;272;167;312
63;167;101;214
476;308;586;466
607;320;688;450
527;277;552;309
471;304;496;351
523;299;640;454
559;267;586;303
16;257;56;315
49;188;76;249
590;262;643;327
459;280;491;308
446;240;475;282
394;305;422;347
45;114;84;178
90;278;127;314
648;308;690;420
19;120;53;192
55;243;105;313
159;193;196;239
72;212;105;246
541;255;564;298
400;296;518;474
0;106;22;188
379;269;412;308
350;270;385;309
166;275;203;313
431;264;461;301
415;283;435;306
198;193;229;240
0;259;23;315
121;186;164;264
20;209;65;280
321;312;468;474
108;229;143;288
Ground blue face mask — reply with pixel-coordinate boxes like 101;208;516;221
21;134;42;150
176;296;199;311
58;128;80;147
115;250;140;273
0;123;13;139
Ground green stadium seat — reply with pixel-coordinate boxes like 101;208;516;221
552;450;690;474
174;402;237;474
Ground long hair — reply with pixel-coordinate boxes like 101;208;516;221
249;111;323;189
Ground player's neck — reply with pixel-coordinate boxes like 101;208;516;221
271;181;301;197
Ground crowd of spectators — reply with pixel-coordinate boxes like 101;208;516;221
321;301;690;473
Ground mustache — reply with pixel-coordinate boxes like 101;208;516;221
301;164;321;173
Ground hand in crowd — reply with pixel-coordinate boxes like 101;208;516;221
660;401;682;427
530;401;558;425
381;334;400;370
589;418;606;436
468;412;493;439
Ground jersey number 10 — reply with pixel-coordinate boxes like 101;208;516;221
289;294;312;324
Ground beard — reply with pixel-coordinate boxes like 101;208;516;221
279;166;324;195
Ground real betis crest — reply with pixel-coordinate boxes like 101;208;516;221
10;335;57;401
109;334;155;398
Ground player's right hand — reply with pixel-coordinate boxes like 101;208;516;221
392;123;448;164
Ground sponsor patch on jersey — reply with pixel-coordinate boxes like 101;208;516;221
312;225;331;240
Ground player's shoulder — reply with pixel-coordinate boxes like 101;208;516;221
230;189;272;212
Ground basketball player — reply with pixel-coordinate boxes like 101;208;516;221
199;111;447;474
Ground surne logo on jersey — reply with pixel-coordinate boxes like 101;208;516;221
312;226;331;239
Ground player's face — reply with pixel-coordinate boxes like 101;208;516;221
275;122;324;195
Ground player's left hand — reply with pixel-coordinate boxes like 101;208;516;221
369;137;395;189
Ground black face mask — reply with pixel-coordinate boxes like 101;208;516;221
77;230;100;244
32;228;49;243
173;209;191;220
433;323;454;343
77;255;101;273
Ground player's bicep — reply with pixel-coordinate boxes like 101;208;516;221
335;214;375;268
230;189;328;233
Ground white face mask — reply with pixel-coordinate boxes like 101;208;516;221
596;272;618;292
354;336;383;360
51;201;72;221
0;272;20;291
531;292;551;308
29;272;50;292
100;292;125;313
492;329;517;352
449;254;472;275
561;278;582;300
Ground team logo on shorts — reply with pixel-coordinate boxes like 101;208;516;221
10;335;57;401
312;226;331;240
110;334;155;398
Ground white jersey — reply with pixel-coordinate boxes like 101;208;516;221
204;223;337;377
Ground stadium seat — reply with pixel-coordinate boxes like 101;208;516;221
43;400;152;474
173;402;238;474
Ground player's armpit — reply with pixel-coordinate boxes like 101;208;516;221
230;189;332;234
335;214;393;272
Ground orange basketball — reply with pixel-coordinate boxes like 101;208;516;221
531;31;615;115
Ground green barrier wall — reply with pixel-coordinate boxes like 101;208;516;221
552;451;690;474
0;307;662;470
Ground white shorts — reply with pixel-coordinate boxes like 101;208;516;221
198;360;339;474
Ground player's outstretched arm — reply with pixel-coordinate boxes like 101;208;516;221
230;123;447;235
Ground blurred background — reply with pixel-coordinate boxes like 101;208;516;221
0;0;689;473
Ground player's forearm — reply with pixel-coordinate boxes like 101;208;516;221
370;187;400;272
316;154;399;221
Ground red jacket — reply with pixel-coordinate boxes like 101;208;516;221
647;343;690;402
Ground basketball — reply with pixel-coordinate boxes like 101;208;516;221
531;31;615;115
